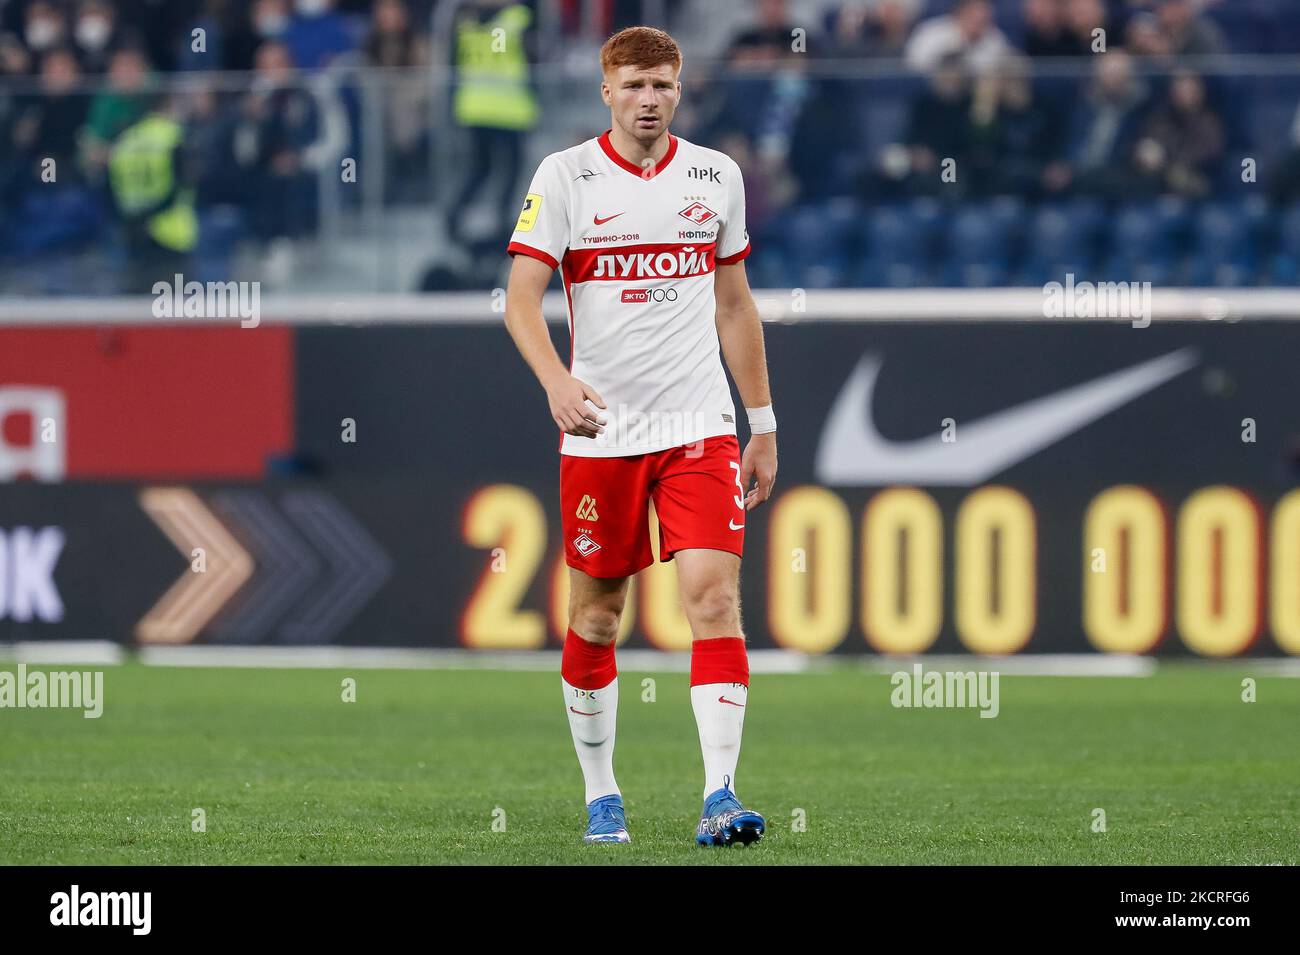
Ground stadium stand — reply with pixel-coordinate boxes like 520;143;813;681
2;0;1300;293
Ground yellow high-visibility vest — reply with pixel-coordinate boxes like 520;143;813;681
453;3;538;131
108;114;198;253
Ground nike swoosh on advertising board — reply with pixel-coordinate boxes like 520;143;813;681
814;348;1199;487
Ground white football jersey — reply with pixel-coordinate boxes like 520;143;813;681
508;130;751;457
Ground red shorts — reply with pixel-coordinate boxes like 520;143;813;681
561;434;746;578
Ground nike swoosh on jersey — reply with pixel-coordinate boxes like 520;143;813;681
814;348;1198;486
729;519;745;530
593;212;624;225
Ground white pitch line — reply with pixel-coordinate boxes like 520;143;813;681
6;643;1297;676
1240;658;1300;678
133;645;814;673
0;641;125;665
848;654;1158;677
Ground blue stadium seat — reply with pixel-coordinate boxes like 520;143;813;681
853;198;946;287
938;197;1024;287
1270;202;1300;284
195;206;251;286
784;198;861;288
745;244;791;289
1187;197;1268;287
1019;198;1105;286
1102;197;1192;286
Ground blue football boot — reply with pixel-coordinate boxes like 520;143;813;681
695;776;765;847
583;794;630;844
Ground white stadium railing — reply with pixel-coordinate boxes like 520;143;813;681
0;288;1298;326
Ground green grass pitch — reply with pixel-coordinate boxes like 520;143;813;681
1;662;1296;865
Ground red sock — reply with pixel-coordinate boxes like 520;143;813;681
561;628;617;689
690;637;749;686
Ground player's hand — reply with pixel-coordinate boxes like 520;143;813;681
545;373;608;439
740;432;777;510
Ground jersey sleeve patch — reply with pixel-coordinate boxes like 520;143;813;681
515;193;543;233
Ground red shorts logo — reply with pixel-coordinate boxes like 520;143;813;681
573;533;602;557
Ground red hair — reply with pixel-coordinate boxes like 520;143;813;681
600;26;682;76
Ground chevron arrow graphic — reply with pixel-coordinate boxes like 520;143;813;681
279;491;392;643
208;491;320;643
136;487;254;644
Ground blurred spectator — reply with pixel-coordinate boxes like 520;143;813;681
1268;103;1300;205
187;86;251;209
873;54;974;197
1056;49;1151;197
1021;0;1075;57
284;0;358;70
107;92;196;290
754;58;812;164
1133;70;1224;197
1061;0;1110;56
0;33;32;164
0;32;32;219
176;0;232;72
72;0;122;73
1022;0;1108;57
1155;0;1227;57
365;0;431;202
967;55;1065;196
215;0;290;72
1125;12;1172;61
716;129;793;248
112;0;194;73
365;0;428;69
5;47;104;263
787;74;860;199
11;47;87;179
446;0;537;246
186;84;253;279
22;1;67;56
727;0;801;64
83;46;154;174
827;0;920;59
905;0;1010;74
667;58;732;145
240;40;347;244
0;32;32;79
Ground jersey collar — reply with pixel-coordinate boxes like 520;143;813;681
598;128;678;180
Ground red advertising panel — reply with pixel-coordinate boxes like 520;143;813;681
0;328;293;480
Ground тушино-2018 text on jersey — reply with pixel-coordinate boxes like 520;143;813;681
507;130;751;458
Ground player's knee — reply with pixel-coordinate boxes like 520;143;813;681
570;605;621;645
681;583;740;634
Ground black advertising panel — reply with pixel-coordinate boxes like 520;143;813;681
2;321;1298;657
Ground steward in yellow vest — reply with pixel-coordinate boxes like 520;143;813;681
108;101;197;291
446;1;538;247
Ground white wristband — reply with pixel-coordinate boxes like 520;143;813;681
746;405;777;434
